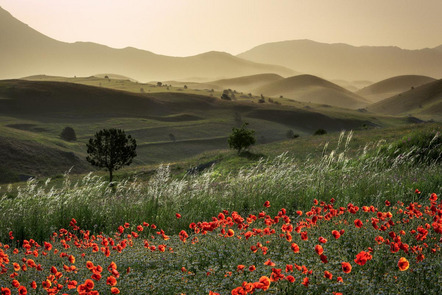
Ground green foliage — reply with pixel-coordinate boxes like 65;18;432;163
377;128;441;164
228;123;256;154
314;128;327;135
60;126;77;141
86;128;137;182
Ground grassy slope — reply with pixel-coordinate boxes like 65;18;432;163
367;79;442;121
254;75;369;109
357;75;437;102
0;79;421;183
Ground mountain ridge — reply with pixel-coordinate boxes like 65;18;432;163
0;7;294;82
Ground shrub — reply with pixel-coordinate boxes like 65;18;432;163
314;128;327;136
60;127;77;141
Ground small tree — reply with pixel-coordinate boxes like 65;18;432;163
60;127;77;141
86;129;137;183
228;123;256;154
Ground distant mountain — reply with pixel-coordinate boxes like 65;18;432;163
254;74;369;109
238;39;442;82
367;79;442;119
0;7;294;81
357;75;437;102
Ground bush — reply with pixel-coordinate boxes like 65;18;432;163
314;128;327;136
60;127;77;141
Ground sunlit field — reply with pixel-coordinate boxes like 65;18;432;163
0;128;440;294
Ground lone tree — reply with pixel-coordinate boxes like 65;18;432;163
228;123;256;154
60;126;77;141
86;129;137;183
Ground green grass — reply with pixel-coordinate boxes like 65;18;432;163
0;78;418;184
0;125;441;294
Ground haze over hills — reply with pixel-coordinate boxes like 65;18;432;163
254;74;369;109
0;7;294;82
367;79;442;120
237;39;442;82
357;75;437;103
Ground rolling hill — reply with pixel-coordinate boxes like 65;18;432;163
254;74;370;109
367;79;442;120
0;7;293;82
0;79;407;183
238;39;442;82
357;75;437;102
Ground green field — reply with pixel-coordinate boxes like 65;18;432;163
0;78;420;184
0;124;440;294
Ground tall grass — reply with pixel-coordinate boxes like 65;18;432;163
1;130;440;243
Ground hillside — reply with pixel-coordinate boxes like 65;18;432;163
238;39;442;81
357;75;437;102
254;74;369;109
0;79;408;183
367;79;442;120
0;7;293;81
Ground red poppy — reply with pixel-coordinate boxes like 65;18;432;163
301;277;309;287
398;257;409;271
354;219;363;228
264;201;270;208
315;244;324;255
291;243;300;253
111;287;120;294
324;270;333;280
286;275;295;283
258;276;271;291
175;213;181;219
354;251;372;266
332;230;341;239
341;262;352;273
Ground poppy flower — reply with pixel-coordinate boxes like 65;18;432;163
227;229;234;237
332;230;341;239
1;288;11;295
175;213;181;219
291;243;300;253
111;287;120;294
249;265;256;272
354;219;363;228
286;275;295;283
301;277;309;287
315;244;324;255
18;286;27;295
341;262;352;273
30;282;36;290
264;201;270;208
324;270;333;280
258;276;271;291
11;280;20;288
398;257;409;271
337;277;344;283
354;251;372;266
264;259;275;266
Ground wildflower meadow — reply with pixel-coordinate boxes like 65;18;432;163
0;129;441;294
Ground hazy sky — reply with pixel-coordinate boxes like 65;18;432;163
1;0;441;57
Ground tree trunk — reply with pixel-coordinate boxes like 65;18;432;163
109;168;113;184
